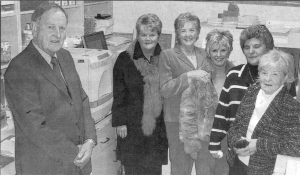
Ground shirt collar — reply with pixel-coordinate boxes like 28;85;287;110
133;41;162;60
32;41;57;66
257;85;284;105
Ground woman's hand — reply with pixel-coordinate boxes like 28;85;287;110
233;147;249;157
233;138;257;156
211;151;223;159
187;70;210;83
117;125;127;138
246;138;257;155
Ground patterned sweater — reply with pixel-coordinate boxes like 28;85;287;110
227;84;300;175
209;64;254;153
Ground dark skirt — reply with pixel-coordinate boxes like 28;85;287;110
124;165;162;175
229;156;248;175
116;114;168;168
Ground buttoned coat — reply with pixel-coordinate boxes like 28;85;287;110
4;42;97;175
112;42;168;169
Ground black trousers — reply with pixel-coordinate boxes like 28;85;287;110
124;165;162;175
229;156;248;175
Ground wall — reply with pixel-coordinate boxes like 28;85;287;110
112;1;300;65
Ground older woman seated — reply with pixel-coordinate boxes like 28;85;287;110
227;49;300;175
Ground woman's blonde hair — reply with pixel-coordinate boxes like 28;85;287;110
136;13;162;36
205;29;233;57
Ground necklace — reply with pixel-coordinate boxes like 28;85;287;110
187;54;197;68
248;67;255;84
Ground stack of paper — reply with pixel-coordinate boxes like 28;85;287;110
106;36;131;46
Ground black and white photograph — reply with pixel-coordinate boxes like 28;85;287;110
1;1;300;175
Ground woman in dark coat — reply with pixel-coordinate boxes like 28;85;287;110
227;49;300;175
112;13;168;175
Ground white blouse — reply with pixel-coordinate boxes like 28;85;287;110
238;85;284;165
187;55;197;69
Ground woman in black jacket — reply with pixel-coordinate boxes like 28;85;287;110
112;13;168;175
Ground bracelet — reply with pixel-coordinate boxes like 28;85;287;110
84;139;97;147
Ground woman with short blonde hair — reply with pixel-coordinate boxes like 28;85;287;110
206;29;235;175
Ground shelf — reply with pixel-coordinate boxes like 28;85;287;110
1;12;15;17
20;10;34;15
19;4;81;14
84;1;108;6
62;4;81;9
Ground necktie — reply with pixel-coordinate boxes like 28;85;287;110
51;57;71;97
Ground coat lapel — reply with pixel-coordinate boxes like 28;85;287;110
28;43;71;98
174;45;195;69
195;47;204;69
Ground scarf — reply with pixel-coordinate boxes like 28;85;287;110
126;40;163;136
179;74;218;159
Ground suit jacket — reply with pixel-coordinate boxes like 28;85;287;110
159;44;215;122
227;84;300;175
4;42;97;175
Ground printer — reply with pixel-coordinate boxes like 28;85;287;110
66;48;114;123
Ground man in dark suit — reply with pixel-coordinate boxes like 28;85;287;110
4;2;97;175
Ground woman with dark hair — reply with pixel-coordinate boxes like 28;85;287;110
159;12;216;175
112;13;168;175
228;49;300;174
